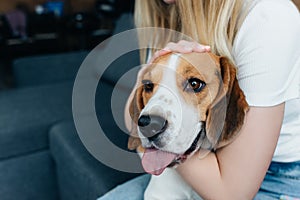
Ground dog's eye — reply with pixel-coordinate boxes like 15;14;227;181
142;80;154;92
186;78;206;93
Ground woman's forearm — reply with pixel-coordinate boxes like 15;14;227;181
177;104;284;200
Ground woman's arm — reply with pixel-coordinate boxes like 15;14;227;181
177;104;284;200
124;36;286;199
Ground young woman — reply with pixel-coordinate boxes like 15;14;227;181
99;0;300;199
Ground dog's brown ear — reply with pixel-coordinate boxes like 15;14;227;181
205;57;249;149
127;83;144;150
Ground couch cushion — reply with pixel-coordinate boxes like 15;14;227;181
0;82;73;159
49;120;141;200
0;150;58;200
0;74;136;158
100;50;140;87
13;51;89;87
100;13;140;86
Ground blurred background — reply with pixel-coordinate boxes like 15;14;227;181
0;0;134;89
0;1;142;200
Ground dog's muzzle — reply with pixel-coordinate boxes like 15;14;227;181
140;120;209;176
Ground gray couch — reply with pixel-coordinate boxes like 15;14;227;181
0;13;142;200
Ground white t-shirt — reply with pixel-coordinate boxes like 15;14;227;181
144;1;300;199
233;0;300;162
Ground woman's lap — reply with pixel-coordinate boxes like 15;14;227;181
254;161;300;200
98;161;300;200
97;174;151;200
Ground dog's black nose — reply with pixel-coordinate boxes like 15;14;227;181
138;115;168;141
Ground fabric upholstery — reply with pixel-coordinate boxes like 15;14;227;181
49;120;141;200
0;82;73;159
0;151;58;200
13;51;89;87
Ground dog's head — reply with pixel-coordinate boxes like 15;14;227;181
128;52;248;175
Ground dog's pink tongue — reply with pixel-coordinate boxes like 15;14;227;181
142;148;177;176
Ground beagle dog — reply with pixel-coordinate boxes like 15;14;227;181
128;52;249;176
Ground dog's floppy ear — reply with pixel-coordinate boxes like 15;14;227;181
205;56;249;149
127;79;144;150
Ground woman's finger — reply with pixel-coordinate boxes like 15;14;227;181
148;40;211;63
148;48;172;63
165;40;210;53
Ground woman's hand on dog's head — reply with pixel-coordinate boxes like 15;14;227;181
149;40;211;64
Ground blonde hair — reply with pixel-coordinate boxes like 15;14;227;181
134;0;249;64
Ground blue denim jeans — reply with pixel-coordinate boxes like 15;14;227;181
98;161;300;200
98;174;151;200
254;161;300;200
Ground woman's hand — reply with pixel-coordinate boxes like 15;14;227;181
149;40;211;63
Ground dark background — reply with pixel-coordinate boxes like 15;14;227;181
0;0;135;89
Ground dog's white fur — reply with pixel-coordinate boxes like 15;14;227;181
138;54;202;154
138;54;204;199
144;168;201;200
